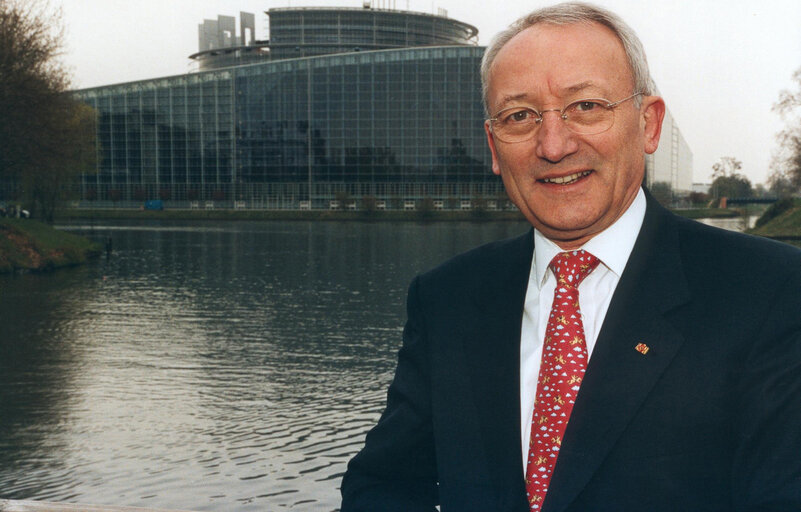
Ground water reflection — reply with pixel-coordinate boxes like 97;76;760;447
698;215;757;232
0;220;528;511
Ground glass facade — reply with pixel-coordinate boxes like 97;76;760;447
77;71;236;204
75;42;503;208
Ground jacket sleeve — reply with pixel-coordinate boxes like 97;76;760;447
732;269;801;510
340;276;439;511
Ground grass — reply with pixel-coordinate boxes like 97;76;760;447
0;218;101;273
671;208;740;220
747;199;801;239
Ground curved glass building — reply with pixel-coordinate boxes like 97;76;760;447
73;5;691;209
75;6;501;209
265;7;478;60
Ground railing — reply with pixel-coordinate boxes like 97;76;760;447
725;196;779;205
0;500;198;512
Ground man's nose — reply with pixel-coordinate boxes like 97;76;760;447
534;111;579;163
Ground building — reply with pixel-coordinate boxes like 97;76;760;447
192;12;268;71
73;5;692;209
645;98;693;195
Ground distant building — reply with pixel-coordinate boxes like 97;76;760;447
72;5;692;209
645;102;694;196
192;12;268;71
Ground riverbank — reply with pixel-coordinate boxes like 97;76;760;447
56;206;738;222
1;206;757;275
672;207;740;220
55;207;527;222
747;198;801;239
0;219;101;273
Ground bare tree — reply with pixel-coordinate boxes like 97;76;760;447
709;157;752;199
0;0;96;222
768;66;801;195
711;156;743;180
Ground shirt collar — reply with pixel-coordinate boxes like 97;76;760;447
531;187;647;288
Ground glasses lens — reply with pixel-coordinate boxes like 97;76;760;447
492;107;538;143
563;100;614;135
490;99;620;141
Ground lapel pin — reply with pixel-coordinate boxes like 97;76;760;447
635;343;650;355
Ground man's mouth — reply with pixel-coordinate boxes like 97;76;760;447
540;170;593;185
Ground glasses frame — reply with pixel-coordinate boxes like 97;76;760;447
487;92;644;143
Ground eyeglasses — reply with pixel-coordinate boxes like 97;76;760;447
487;92;643;143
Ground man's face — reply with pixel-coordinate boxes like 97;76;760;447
484;22;665;249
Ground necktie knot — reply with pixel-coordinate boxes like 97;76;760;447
549;250;599;289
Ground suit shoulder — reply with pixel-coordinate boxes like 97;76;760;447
670;212;801;284
673;213;801;260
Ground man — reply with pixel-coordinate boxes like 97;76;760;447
341;3;801;511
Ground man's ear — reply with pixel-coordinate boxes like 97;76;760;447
484;120;502;176
642;96;666;155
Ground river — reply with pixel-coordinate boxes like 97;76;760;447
0;220;528;511
1;215;787;510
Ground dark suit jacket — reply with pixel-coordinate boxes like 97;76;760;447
341;195;801;511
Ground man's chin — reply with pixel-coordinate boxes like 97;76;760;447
528;214;605;249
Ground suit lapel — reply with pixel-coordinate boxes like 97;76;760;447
461;230;533;505
543;198;692;512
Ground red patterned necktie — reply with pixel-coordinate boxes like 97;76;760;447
525;250;600;510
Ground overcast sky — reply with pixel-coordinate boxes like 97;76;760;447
56;0;801;186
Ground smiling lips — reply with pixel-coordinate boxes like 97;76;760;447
540;170;593;185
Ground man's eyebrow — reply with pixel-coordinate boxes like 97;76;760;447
495;82;602;111
563;81;597;95
495;93;531;110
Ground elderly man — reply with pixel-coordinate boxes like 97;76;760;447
340;3;801;511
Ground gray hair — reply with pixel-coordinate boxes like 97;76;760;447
480;2;654;115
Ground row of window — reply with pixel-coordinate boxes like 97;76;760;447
75;47;491;202
98;171;496;183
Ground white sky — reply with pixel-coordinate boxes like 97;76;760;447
56;0;801;186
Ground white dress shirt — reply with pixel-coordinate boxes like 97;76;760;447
519;188;647;470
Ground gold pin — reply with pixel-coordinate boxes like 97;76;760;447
635;343;650;355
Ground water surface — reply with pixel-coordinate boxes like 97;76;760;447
3;215;791;509
0;220;527;511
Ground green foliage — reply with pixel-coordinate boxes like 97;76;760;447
709;175;753;199
0;0;97;223
709;157;752;199
767;172;797;198
27;101;97;222
688;191;709;206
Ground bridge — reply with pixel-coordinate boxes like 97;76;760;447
724;197;779;205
